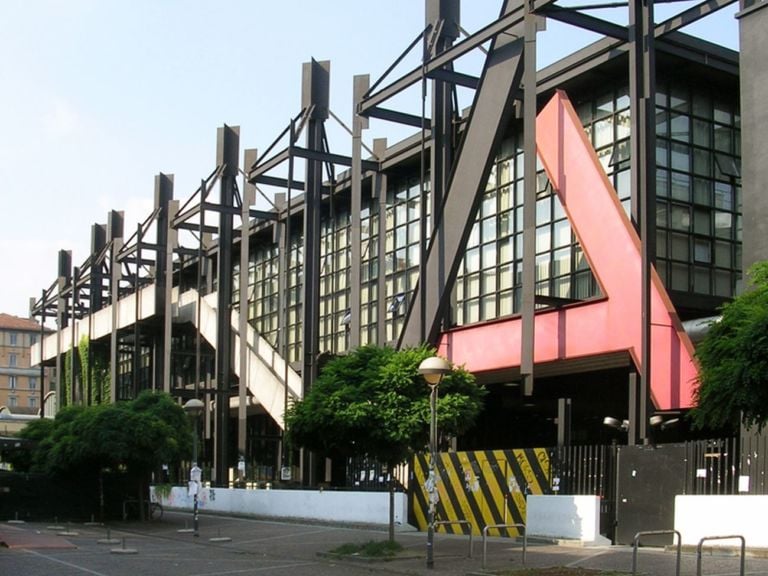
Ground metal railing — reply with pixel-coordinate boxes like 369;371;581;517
482;523;526;569
433;520;473;558
632;530;681;576
696;535;746;576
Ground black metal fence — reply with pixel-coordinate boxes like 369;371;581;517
552;436;764;499
684;437;740;495
550;436;765;541
740;425;768;495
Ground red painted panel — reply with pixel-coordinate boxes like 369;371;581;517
438;91;698;410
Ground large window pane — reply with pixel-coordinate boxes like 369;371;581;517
693;118;711;147
536;226;551;253
671;262;689;291
671;172;690;202
670;113;690;142
694;208;710;235
715;241;732;267
714;181;733;210
714;211;732;238
671;205;691;231
693;148;711;177
694;267;711;294
553;248;571;276
694;239;711;263
671;143;690;171
553;220;571;248
671;233;689;261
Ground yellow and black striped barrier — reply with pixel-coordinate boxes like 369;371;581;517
411;448;551;537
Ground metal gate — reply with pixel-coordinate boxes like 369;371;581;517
615;444;688;545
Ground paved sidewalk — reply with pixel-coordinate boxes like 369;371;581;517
2;511;765;575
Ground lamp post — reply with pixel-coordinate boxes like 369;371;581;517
183;398;204;537
418;356;451;570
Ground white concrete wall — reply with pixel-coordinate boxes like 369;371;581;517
153;486;409;527
526;495;608;544
675;495;768;548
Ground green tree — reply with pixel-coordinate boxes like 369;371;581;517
285;344;485;540
692;261;768;431
8;391;191;519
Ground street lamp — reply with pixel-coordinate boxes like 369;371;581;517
418;356;451;570
183;398;204;537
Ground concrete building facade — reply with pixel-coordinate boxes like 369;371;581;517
0;313;55;427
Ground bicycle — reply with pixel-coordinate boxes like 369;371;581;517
122;498;163;521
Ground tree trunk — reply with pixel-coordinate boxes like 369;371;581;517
388;461;395;543
138;480;146;522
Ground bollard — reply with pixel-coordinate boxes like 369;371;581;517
632;530;681;576
696;535;745;576
97;526;119;545
110;536;138;554
482;523;526;570
209;527;232;543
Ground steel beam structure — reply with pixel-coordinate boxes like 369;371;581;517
24;0;747;488
421;0;460;344
629;0;656;445
358;1;554;116
163;200;179;394
350;75;370;349
521;2;538;397
108;211;124;403
300;60;329;401
214;124;239;486
300;60;329;486
152;174;174;393
238;149;257;461
399;1;526;347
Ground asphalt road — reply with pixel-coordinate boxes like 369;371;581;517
2;511;766;575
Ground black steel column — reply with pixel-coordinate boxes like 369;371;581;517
556;396;572;493
133;223;142;398
423;0;459;341
277;169;289;472
301;60;329;486
521;1;538;397
153;174;174;392
108;210;124;403
628;371;640;445
374;138;389;346
89;223;107;403
163;200;178;394
350;74;370;349
239;149;256;460
90;224;106;312
301;60;330;395
56;250;71;406
398;1;525;348
71;265;80;404
36;291;45;416
629;0;656;444
215;124;240;486
557;397;572;447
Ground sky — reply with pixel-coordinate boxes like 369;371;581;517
0;0;739;320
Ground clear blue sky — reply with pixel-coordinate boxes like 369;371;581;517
0;1;738;319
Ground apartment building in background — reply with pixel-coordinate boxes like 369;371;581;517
0;313;54;421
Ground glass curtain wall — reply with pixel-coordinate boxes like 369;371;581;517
654;82;742;297
455;79;741;327
360;199;381;346
318;208;351;354
239;78;741;358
